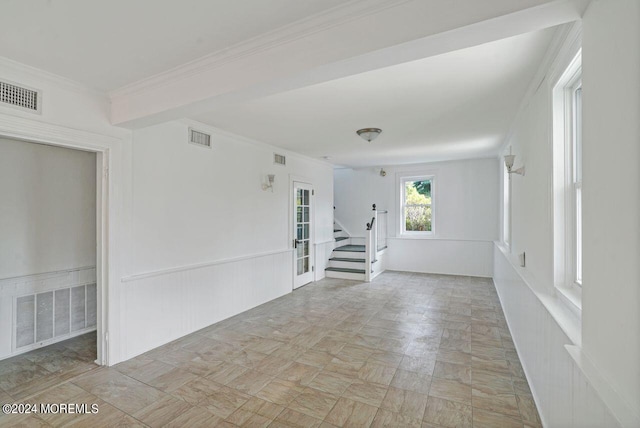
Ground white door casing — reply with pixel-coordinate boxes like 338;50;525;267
293;181;314;289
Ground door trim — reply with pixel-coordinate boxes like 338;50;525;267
0;116;119;366
290;176;314;290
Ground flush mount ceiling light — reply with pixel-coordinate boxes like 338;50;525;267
356;128;382;142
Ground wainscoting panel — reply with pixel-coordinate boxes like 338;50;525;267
120;249;293;362
493;243;620;427
314;240;336;282
386;238;493;277
0;266;97;360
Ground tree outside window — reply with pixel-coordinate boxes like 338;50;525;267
402;178;432;233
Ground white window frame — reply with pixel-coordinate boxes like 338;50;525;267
399;175;435;236
502;152;511;247
552;49;582;310
571;81;582;286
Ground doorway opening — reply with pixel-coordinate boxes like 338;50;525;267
0;135;108;387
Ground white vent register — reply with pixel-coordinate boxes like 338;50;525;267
274;153;286;165
0;80;41;113
15;284;96;350
189;128;211;148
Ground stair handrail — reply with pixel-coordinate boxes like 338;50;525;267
372;204;388;251
364;216;374;282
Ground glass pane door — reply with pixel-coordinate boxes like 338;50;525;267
293;182;313;289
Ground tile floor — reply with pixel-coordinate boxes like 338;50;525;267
0;272;541;427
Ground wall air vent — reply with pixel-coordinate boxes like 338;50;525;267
189;128;211;148
274;153;286;166
0;80;41;113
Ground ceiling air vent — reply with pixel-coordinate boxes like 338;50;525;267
0;80;41;113
189;128;211;148
274;153;286;166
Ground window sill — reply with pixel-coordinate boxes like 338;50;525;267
556;283;582;318
495;242;582;346
397;233;435;239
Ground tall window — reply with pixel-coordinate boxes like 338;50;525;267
503;158;510;246
401;176;433;234
572;83;582;285
553;50;582;293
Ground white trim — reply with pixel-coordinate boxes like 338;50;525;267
387;237;493;243
291;179;315;289
566;345;640;428
314;239;335;246
109;0;411;98
0;56;107;97
0;265;96;283
121;248;292;283
499;21;582;154
0;266;96;299
495;242;581;346
552;48;583;304
398;174;435;236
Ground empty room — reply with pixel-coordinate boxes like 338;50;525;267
0;1;638;427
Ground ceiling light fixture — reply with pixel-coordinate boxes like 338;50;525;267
356;128;382;142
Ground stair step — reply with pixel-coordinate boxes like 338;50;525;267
325;267;365;274
329;257;365;263
333;229;342;232
335;236;349;242
334;245;365;252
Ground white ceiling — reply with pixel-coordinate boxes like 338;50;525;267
0;1;574;167
193;27;556;167
0;0;345;91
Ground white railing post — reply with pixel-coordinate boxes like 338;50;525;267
372;204;378;255
365;227;373;282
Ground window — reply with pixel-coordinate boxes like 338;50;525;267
401;176;433;234
553;50;582;295
503;156;510;246
572;83;582;285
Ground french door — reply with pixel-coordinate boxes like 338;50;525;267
293;182;314;289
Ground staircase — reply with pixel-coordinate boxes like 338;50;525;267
325;217;384;281
326;243;369;280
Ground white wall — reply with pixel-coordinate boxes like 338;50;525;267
0;52;336;364
493;244;619;428
0;138;96;278
119;120;334;360
131;120;333;273
0;57;132;365
498;3;640;425
582;0;640;421
334;158;498;277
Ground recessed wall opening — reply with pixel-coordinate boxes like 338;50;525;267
0;136;106;377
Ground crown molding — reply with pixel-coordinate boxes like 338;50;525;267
499;20;582;154
0;112;126;149
109;0;411;99
0;55;107;98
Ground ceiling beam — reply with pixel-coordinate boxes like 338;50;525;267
110;0;589;129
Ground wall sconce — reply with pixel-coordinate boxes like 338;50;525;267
504;154;525;176
262;174;275;191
